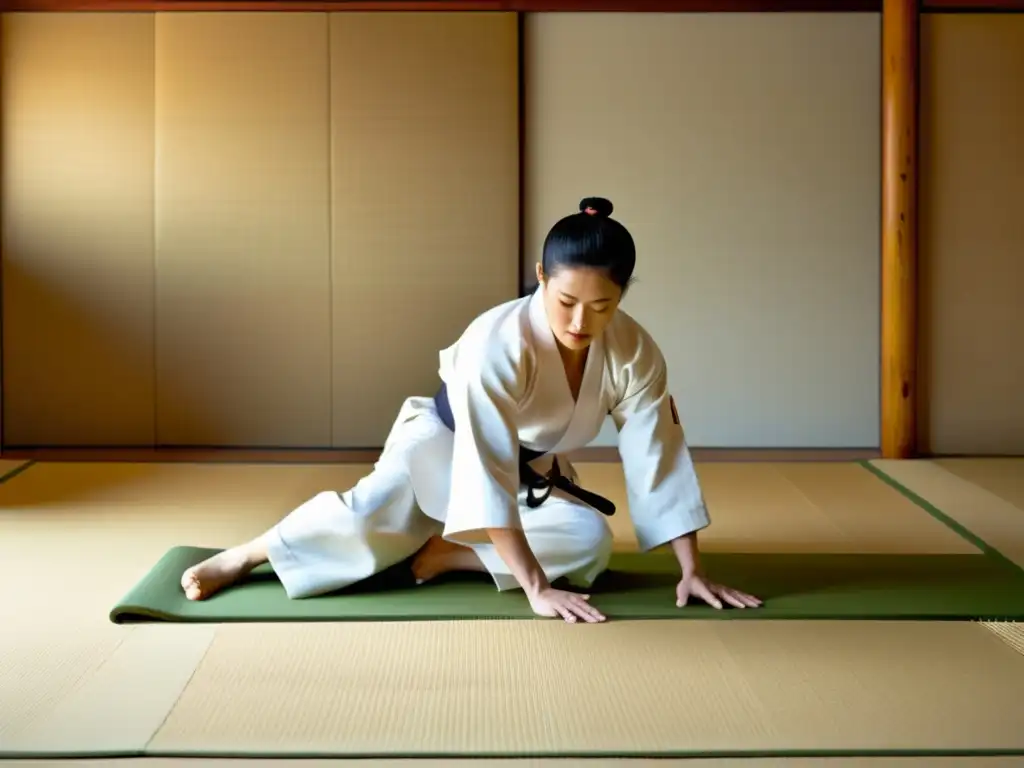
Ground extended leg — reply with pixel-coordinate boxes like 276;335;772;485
181;534;272;601
267;486;441;599
180;398;452;601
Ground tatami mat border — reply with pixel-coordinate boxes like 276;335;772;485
860;460;1024;576
0;459;34;483
5;748;1024;761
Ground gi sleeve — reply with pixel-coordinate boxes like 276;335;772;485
610;338;711;552
440;344;526;545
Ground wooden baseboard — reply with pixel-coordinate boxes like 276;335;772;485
573;447;881;462
0;446;881;464
0;447;382;464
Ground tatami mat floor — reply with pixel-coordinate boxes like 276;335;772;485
0;457;1022;764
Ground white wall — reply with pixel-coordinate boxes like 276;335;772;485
524;12;882;449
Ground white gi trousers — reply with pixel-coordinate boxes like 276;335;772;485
265;396;614;599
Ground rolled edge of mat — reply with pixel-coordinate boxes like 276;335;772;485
110;546;222;624
859;461;1023;575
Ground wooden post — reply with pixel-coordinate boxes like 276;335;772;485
880;0;918;459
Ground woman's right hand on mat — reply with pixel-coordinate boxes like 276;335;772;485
528;587;607;623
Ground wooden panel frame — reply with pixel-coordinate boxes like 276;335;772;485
0;0;1016;461
0;0;883;11
1;0;1022;11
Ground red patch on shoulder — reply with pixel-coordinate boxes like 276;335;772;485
669;396;680;425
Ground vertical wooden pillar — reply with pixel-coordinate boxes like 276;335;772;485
0;15;5;456
881;0;919;459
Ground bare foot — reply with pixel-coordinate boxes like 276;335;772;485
180;545;262;601
411;535;485;584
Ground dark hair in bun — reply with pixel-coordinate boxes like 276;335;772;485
579;197;614;217
540;196;636;290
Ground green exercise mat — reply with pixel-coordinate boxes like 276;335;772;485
109;545;1024;624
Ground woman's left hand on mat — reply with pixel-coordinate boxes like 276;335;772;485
675;574;763;610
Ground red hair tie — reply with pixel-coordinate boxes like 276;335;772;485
584;206;598;215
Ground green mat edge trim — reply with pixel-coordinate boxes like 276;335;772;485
5;747;1024;760
859;459;1024;575
0;459;35;484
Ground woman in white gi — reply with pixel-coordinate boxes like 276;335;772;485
181;197;762;623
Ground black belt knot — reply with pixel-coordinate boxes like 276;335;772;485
433;383;616;517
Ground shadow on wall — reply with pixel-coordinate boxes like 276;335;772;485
1;240;512;461
1;250;218;456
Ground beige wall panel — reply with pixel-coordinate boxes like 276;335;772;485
919;15;1024;456
525;13;881;449
154;13;332;447
329;12;519;447
1;13;156;446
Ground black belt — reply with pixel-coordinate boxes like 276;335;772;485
433;383;616;517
